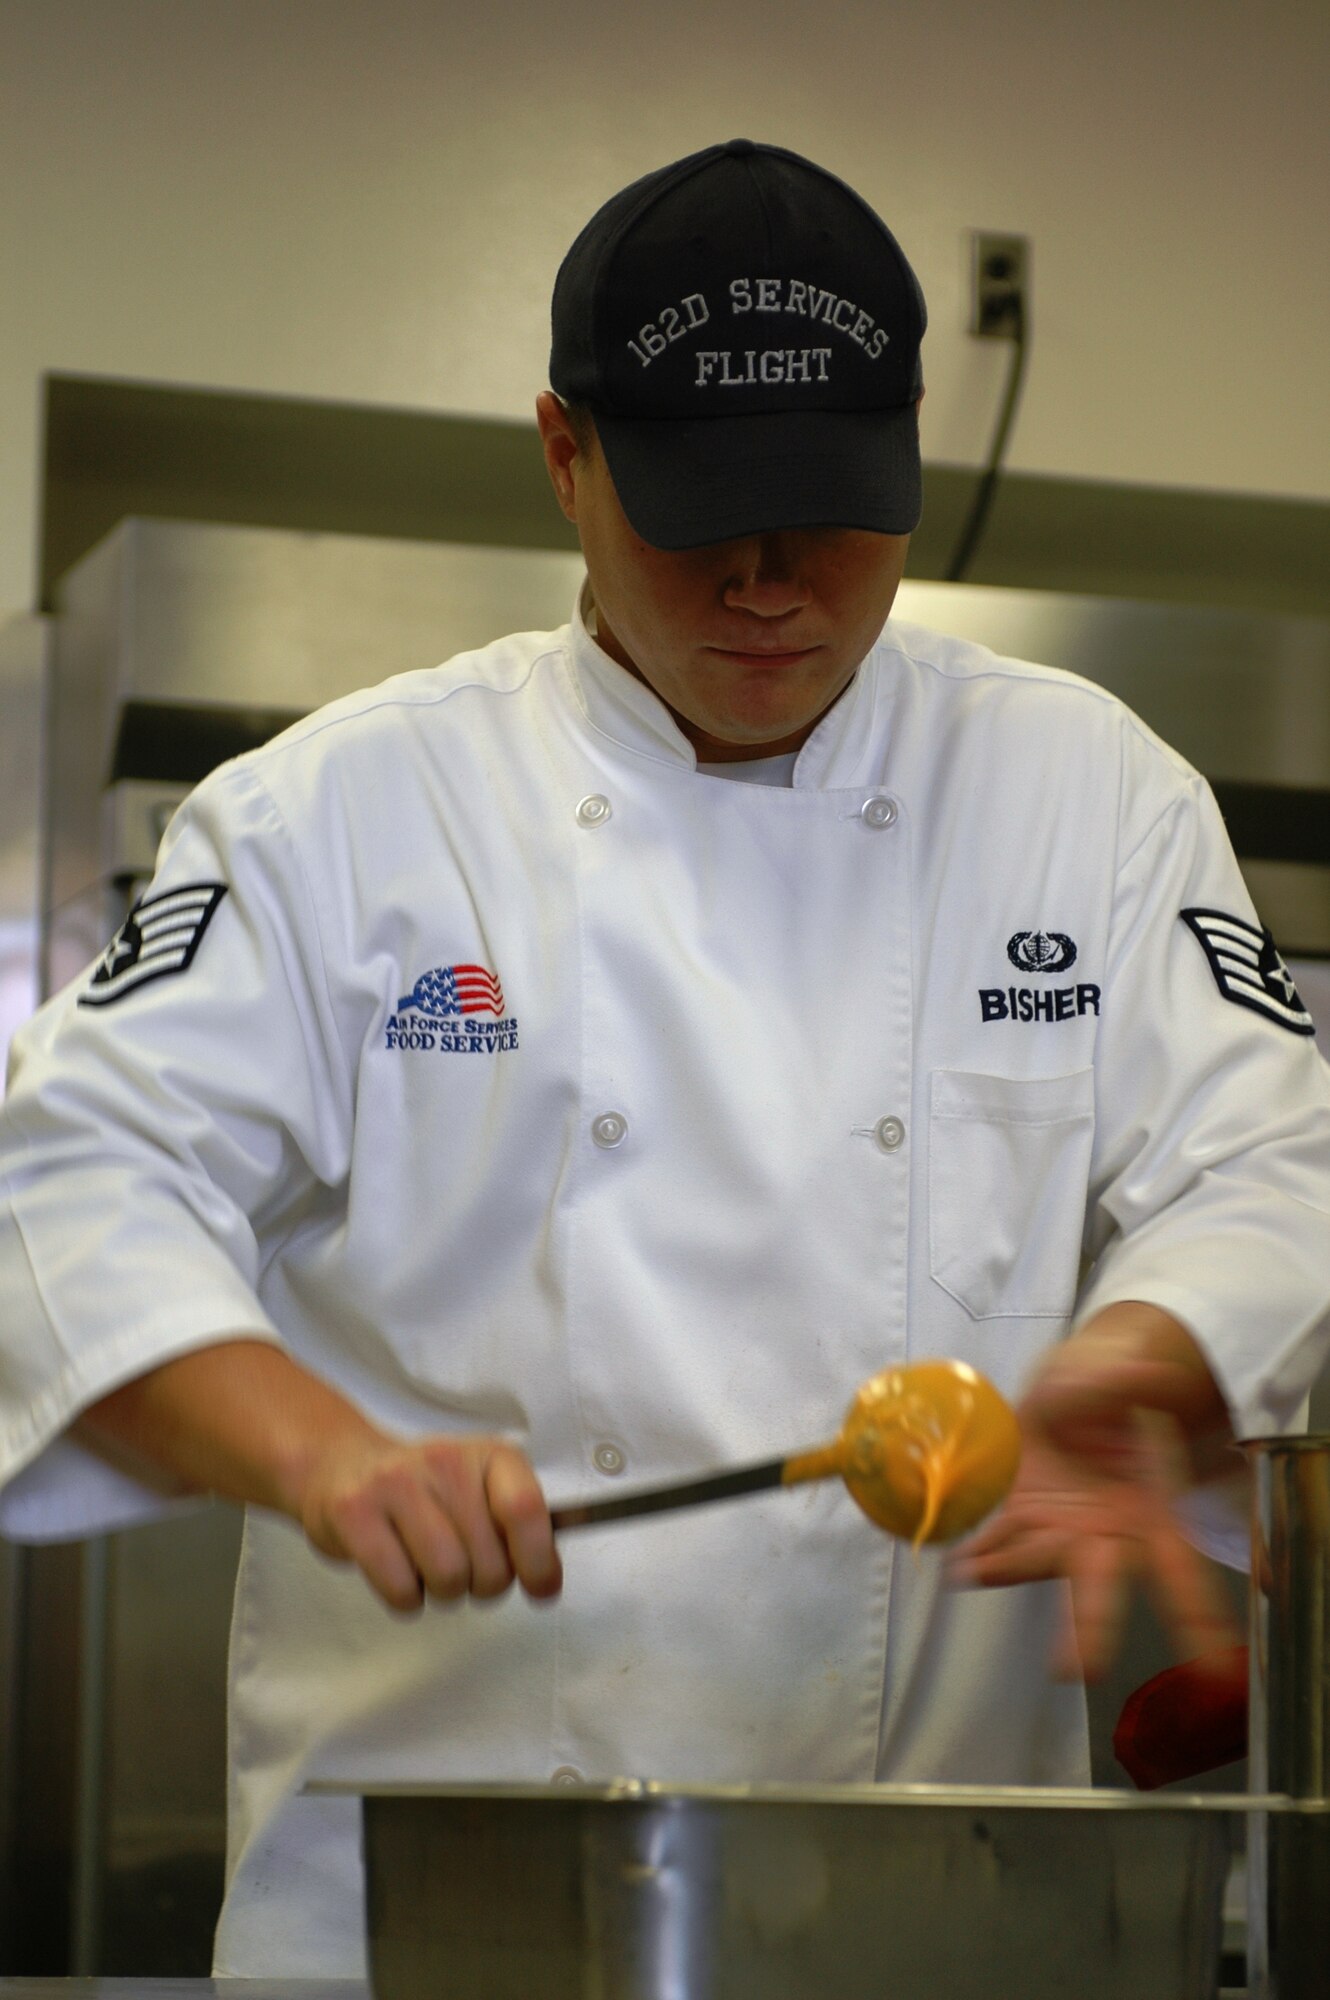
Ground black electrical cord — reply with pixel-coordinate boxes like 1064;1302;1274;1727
944;298;1029;583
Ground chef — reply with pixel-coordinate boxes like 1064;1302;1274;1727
2;139;1329;1976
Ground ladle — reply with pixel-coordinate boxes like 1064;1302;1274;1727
551;1358;1021;1549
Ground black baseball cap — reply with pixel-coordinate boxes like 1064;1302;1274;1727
549;139;927;550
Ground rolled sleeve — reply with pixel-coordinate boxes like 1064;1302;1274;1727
1078;766;1330;1441
0;761;353;1537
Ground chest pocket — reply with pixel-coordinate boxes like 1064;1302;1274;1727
929;1068;1096;1319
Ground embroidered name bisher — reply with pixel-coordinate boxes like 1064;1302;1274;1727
979;984;1102;1024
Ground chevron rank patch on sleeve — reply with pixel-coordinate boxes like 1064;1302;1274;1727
78;883;228;1008
1180;907;1316;1036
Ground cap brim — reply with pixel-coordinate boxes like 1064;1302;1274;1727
592;404;922;550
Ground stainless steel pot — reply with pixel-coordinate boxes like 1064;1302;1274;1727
316;1780;1246;2000
1245;1433;1330;2000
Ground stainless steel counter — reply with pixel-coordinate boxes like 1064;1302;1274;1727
0;1985;369;1998
0;1984;1246;2000
0;1977;1244;1998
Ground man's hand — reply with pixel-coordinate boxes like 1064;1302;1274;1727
77;1339;562;1612
948;1303;1244;1681
296;1430;562;1612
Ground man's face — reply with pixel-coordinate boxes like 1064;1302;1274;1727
537;394;911;763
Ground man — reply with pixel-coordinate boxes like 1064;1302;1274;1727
2;140;1328;1975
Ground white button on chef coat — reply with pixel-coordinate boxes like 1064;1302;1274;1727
860;795;899;829
576;793;612;827
593;1443;626;1475
875;1116;906;1152
591;1112;628;1149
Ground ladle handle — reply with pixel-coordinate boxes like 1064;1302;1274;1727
550;1443;840;1531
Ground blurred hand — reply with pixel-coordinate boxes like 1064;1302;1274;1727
948;1302;1244;1680
297;1431;563;1613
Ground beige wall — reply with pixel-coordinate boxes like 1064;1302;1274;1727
1;0;1326;622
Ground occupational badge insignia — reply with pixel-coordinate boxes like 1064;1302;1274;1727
1006;930;1077;974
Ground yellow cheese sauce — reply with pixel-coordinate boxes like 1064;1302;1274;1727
785;1360;1022;1548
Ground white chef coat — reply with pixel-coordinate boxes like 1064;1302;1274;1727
3;596;1329;1975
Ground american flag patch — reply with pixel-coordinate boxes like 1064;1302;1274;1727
1180;907;1315;1036
397;964;507;1018
79;883;228;1009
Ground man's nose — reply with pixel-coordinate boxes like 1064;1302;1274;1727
722;533;813;614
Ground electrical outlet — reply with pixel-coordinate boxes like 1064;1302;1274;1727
970;231;1029;338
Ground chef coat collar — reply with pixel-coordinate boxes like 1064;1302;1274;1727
570;585;698;767
568;582;894;791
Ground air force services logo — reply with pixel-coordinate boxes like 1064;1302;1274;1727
399;965;506;1019
1181;908;1315;1036
79;883;227;1007
384;963;518;1053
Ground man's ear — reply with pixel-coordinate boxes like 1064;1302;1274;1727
536;391;579;525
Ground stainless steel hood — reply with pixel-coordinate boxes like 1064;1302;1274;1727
44;520;1330;980
893;579;1330;958
42;519;588;994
